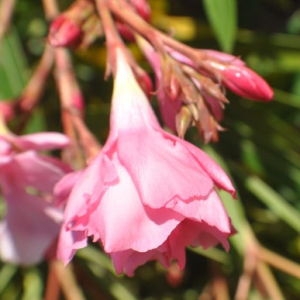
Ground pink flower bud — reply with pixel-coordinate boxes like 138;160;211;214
117;0;151;41
72;92;85;112
0;102;14;121
135;71;153;97
129;0;151;22
221;65;273;101
48;15;82;47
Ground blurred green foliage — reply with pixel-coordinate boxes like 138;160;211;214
1;0;300;299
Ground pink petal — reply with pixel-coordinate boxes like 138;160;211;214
110;49;161;132
56;154;118;259
169;219;232;252
0;137;11;156
165;190;232;234
16;132;70;151
0;193;62;265
183;141;236;196
110;248;169;277
88;155;182;252
56;227;87;264
117;130;214;208
62;155;118;222
14;151;70;193
54;170;83;206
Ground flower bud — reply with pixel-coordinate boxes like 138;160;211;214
48;0;99;48
133;67;153;97
129;0;151;22
116;0;151;41
222;65;273;101
0;102;14;121
48;15;83;47
201;52;273;101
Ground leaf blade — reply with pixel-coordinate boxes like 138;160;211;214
203;0;237;52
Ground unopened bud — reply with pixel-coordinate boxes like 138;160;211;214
0;102;15;121
133;67;153;97
203;54;273;102
222;65;273;101
72;92;85;113
117;0;151;41
49;15;83;47
48;0;99;48
129;0;151;22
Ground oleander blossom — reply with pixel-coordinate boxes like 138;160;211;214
0;132;71;264
56;48;236;276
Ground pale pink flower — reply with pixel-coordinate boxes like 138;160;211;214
56;49;235;275
0;132;71;264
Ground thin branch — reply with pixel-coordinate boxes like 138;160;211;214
50;261;85;300
108;0;204;61
44;262;61;300
235;242;258;300
258;245;300;279
0;0;16;40
255;262;285;300
42;0;59;20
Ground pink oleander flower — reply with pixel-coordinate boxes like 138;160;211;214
56;48;236;276
0;132;71;264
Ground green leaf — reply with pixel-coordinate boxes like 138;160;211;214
0;265;17;294
246;176;300;233
22;268;43;300
24;108;47;133
202;0;237;52
0;27;28;99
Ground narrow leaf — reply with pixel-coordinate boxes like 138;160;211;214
0;28;28;99
246;176;300;232
202;0;237;52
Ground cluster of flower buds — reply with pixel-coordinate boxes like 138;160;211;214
48;0;151;48
49;0;272;142
48;0;102;48
153;46;274;142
